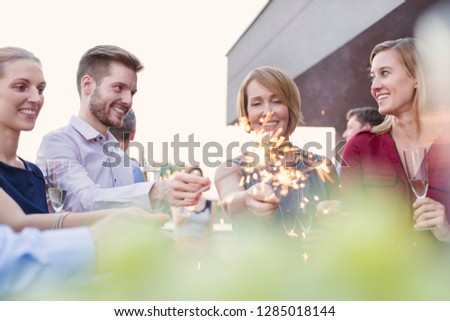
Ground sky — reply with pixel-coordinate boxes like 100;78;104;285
1;0;268;197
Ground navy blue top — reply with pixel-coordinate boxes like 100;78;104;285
0;158;48;214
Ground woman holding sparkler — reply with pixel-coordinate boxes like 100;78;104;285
215;66;338;237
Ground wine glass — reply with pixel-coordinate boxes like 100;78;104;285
403;148;432;230
144;162;161;182
45;159;71;213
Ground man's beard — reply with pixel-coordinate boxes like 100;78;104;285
89;88;124;128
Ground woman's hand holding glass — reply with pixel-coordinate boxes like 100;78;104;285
403;148;435;230
413;198;450;240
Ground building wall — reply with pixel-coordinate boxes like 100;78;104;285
296;0;439;140
226;0;441;141
226;0;405;125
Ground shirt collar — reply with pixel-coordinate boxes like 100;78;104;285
69;115;119;146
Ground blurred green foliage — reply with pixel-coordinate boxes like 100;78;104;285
29;206;450;301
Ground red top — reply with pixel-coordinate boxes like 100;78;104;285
340;130;450;244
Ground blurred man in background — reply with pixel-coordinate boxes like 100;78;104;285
110;109;145;183
343;106;385;141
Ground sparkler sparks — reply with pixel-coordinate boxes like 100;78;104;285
302;252;309;263
235;113;334;237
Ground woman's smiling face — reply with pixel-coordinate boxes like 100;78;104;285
246;79;289;138
0;58;46;132
370;49;417;117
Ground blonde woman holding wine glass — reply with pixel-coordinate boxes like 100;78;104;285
0;47;169;231
340;38;450;243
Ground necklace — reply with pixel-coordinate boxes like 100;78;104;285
274;181;302;238
264;150;304;238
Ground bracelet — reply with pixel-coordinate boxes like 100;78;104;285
52;212;71;230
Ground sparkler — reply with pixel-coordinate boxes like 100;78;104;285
234;113;334;237
238;125;331;194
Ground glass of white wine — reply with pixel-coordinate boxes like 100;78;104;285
403;148;433;230
45;159;71;213
144;162;161;182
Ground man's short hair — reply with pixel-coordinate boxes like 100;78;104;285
346;106;385;127
76;45;143;96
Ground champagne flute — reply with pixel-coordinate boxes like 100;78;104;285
403;148;433;230
45;159;71;213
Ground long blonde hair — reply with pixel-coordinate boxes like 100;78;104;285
370;38;432;134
